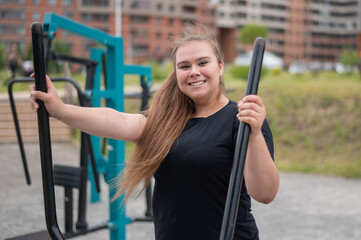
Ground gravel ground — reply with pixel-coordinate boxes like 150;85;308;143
1;143;361;240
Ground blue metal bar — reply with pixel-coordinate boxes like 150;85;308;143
43;13;116;46
89;48;105;203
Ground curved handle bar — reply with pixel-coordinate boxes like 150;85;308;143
7;77;101;193
219;37;266;240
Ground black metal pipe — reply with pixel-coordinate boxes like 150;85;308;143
7;79;31;185
64;187;74;234
31;22;64;240
219;37;266;240
140;76;153;218
76;132;89;231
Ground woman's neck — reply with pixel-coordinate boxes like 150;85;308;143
192;95;229;118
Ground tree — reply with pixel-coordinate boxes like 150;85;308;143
24;44;33;61
47;40;72;74
0;43;7;70
240;24;268;44
341;48;359;73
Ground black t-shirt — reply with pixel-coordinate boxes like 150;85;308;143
153;100;274;240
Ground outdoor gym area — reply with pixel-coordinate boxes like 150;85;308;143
1;12;361;240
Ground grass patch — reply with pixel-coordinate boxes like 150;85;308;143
225;70;361;178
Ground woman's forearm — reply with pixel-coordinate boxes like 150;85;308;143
56;104;146;143
244;132;279;204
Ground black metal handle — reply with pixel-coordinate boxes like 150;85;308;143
219;37;266;240
31;22;65;240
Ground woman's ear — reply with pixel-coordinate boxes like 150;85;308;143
219;60;224;76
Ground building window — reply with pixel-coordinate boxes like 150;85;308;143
156;32;161;39
63;0;73;6
0;10;25;20
169;4;175;12
82;13;109;22
156;17;162;25
183;6;196;13
169;19;174;26
0;25;25;35
133;44;149;57
48;0;57;6
33;0;40;5
32;12;41;20
131;1;151;9
0;0;25;3
157;3;162;11
64;11;73;19
130;15;149;24
82;0;109;6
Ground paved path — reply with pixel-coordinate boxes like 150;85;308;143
1;143;361;240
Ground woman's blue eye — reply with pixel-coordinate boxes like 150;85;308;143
180;65;189;69
199;61;208;66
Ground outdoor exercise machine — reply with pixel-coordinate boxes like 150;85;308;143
7;13;153;240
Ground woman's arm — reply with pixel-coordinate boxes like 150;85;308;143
237;95;279;204
29;74;146;143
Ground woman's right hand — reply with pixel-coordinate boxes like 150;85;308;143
29;74;64;119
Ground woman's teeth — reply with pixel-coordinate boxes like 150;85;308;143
190;81;205;86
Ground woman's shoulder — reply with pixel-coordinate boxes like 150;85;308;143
224;100;238;114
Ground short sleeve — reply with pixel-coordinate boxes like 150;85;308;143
232;118;274;160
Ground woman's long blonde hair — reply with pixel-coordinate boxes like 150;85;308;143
113;24;225;201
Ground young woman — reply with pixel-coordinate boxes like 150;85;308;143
30;25;279;240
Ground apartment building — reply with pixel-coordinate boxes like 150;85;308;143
215;0;361;66
121;0;216;61
0;0;216;64
0;0;82;60
0;0;360;66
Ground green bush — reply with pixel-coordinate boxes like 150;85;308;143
147;60;173;82
229;65;268;81
270;67;282;76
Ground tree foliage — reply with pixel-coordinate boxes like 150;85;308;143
47;40;72;74
341;48;359;70
24;44;33;61
240;24;268;44
0;44;7;70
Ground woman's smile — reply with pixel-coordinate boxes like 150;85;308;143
189;80;207;86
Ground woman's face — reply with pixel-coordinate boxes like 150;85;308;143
175;40;224;105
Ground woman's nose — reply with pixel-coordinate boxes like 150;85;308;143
189;65;200;78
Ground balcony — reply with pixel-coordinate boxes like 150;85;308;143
182;0;198;7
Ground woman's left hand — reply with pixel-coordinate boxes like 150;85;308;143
237;95;266;137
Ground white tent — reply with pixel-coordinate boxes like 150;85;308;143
234;51;284;69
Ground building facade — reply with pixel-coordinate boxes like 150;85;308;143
0;0;216;64
0;0;360;67
215;0;361;66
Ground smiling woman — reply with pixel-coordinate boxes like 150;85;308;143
175;40;227;117
29;23;279;240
